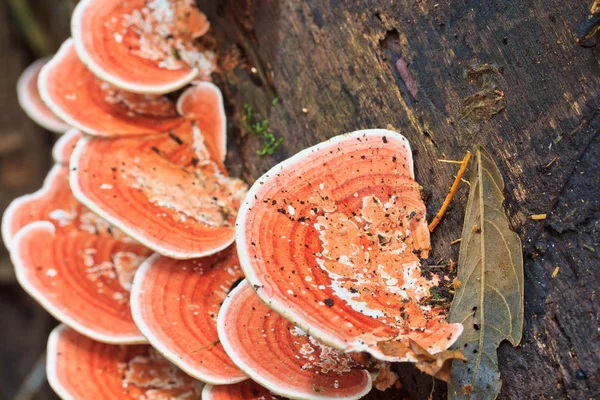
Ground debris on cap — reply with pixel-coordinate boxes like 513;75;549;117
130;245;247;384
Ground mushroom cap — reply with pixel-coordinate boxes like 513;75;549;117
177;83;227;163
71;0;213;94
12;220;151;343
217;280;372;400
70;122;247;259
52;128;84;165
202;381;276;400
2;166;83;251
16;58;71;133
236;129;463;361
130;245;247;384
39;39;183;137
47;324;204;399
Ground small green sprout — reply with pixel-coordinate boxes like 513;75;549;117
170;47;181;60
242;103;283;156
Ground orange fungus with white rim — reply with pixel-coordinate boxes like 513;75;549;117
202;381;276;400
2;166;84;250
72;0;214;94
17;58;71;133
130;245;247;384
236;129;463;362
39;39;183;137
218;280;372;400
47;325;204;399
71;121;247;259
177;83;228;163
12;220;151;344
5;166;151;343
52;129;84;165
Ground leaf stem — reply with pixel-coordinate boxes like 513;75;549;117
428;151;472;232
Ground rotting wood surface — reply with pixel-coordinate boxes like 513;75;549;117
200;1;600;399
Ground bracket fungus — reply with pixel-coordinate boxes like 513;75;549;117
12;220;151;344
177;83;227;163
48;325;204;399
17;58;71;133
71;0;214;94
6;164;151;343
130;245;247;384
236;129;463;364
1;165;83;251
202;381;276;400
52;129;84;165
218;280;373;400
39;39;183;137
70;119;247;259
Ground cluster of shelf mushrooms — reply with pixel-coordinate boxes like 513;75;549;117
4;1;465;399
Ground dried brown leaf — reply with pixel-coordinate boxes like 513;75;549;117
448;146;524;399
377;339;466;383
372;362;399;391
409;340;466;383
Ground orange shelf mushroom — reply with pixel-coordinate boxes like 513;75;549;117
5;164;152;343
236;129;463;363
1;166;83;251
52;129;84;165
202;381;276;400
12;220;151;343
218;280;373;400
39;39;183;137
71;0;214;94
70;118;247;259
47;325;204;399
130;245;247;384
17;58;71;133
177;83;227;163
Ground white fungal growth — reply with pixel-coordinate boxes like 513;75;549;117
313;195;437;329
49;208;78;227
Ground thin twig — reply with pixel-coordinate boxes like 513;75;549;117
428;376;435;400
190;339;220;354
428;151;472;232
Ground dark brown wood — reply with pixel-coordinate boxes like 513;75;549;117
199;1;600;399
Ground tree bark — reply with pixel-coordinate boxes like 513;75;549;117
200;1;600;399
